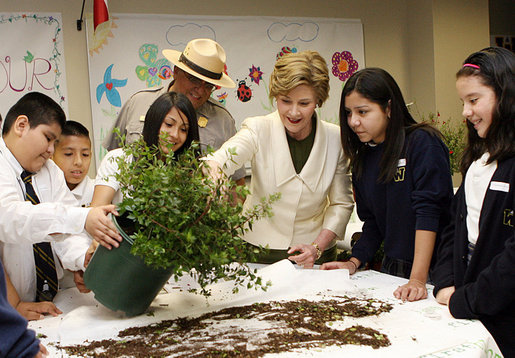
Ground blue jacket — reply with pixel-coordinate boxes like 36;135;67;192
433;156;515;356
352;128;454;266
0;258;40;358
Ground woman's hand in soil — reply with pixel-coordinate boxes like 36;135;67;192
393;279;427;302
288;244;318;268
85;205;121;249
435;286;455;306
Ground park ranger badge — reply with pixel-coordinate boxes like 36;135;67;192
198;116;208;128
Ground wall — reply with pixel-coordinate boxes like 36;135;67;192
0;0;489;177
433;0;490;122
407;0;436;118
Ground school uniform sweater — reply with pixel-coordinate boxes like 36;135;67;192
432;156;515;356
351;129;454;267
0;258;40;358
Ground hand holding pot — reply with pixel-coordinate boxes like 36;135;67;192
73;270;90;293
85;205;121;249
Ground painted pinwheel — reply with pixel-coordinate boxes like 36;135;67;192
96;64;127;107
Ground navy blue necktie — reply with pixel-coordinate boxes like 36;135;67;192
21;170;58;302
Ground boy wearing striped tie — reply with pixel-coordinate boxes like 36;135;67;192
0;92;121;320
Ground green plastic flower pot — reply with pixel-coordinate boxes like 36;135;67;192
83;214;173;317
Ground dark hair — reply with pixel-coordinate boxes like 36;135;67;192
142;91;199;157
2;92;66;135
340;68;438;182
456;47;515;175
61;120;90;139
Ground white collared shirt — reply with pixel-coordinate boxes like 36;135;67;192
465;152;497;245
71;175;95;208
0;138;91;301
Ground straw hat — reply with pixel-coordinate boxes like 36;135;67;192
163;38;236;88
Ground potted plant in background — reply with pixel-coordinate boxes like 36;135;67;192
84;139;279;316
408;104;467;184
427;112;467;177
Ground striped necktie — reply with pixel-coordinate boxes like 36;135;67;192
21;170;58;302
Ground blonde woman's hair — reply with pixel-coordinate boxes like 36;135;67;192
269;50;330;107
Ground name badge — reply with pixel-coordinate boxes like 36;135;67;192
398;158;406;167
490;181;509;192
139;115;145;122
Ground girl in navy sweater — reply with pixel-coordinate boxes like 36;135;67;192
322;68;453;303
432;47;514;356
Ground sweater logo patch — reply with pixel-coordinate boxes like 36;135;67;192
394;158;406;182
503;209;513;227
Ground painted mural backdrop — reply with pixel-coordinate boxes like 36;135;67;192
86;14;364;168
0;13;68;122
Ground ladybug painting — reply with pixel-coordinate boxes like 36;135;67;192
236;79;252;102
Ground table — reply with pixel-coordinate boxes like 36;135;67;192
29;260;502;357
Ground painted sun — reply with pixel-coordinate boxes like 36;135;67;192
88;16;117;56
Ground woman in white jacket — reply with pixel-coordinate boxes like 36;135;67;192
205;51;354;268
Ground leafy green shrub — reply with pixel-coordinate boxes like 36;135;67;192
113;138;279;296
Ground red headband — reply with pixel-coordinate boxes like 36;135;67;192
463;63;480;69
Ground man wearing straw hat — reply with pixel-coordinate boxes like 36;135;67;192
103;38;245;183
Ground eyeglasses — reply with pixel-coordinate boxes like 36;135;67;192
182;70;215;92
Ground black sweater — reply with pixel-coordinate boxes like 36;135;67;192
432;156;515;356
352;129;454;267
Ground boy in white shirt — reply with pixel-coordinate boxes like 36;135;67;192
52;120;94;208
0;92;121;313
51;120;96;295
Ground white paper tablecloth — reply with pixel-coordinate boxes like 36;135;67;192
29;260;502;357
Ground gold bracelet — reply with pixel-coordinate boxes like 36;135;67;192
311;242;322;260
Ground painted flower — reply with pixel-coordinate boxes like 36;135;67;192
217;92;228;106
276;46;297;60
332;51;359;82
135;44;172;88
249;65;263;85
96;64;127;107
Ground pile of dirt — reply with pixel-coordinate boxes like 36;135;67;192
58;295;393;357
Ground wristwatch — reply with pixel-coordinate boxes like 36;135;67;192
311;242;322;260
